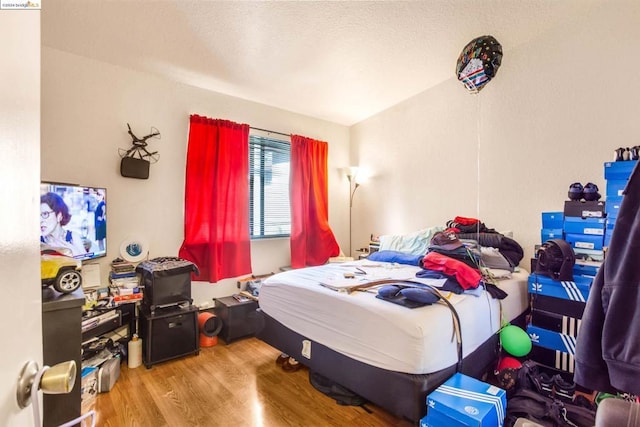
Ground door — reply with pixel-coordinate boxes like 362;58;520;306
0;10;43;427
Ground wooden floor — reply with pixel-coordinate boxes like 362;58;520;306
86;337;415;427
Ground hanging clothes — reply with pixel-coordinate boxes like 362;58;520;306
574;161;640;395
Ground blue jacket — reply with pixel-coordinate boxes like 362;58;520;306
575;161;640;395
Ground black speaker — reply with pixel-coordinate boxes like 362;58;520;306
120;156;150;179
138;305;199;368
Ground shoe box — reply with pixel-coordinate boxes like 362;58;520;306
541;212;564;244
604;160;637;180
528;274;592;303
603;160;636;241
564;232;604;251
530;309;582;336
527;273;589;375
563;200;606;219
542;212;564;229
605;196;623;220
421;373;506;427
606;180;627;197
527;325;577;358
529;345;576;373
541;228;563;243
573;261;600;279
563;217;605;236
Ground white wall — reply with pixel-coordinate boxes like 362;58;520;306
41;48;350;304
350;2;640;265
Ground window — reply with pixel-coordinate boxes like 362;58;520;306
249;134;291;238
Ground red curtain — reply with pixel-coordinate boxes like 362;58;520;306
289;135;340;268
179;115;252;282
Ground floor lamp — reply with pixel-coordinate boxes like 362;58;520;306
346;167;361;257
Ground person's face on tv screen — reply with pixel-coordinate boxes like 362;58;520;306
40;203;60;237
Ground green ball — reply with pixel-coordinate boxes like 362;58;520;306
500;325;532;357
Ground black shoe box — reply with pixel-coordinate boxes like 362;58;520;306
530;308;581;337
531;294;586;319
564;200;606;219
529;345;576;374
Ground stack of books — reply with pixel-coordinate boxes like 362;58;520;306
109;259;143;303
109;260;139;288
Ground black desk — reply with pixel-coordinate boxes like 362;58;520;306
42;287;84;427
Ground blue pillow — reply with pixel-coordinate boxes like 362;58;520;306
367;250;423;266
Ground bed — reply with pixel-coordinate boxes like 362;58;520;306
256;259;529;422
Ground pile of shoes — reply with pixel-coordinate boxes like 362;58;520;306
275;353;302;372
568;182;601;201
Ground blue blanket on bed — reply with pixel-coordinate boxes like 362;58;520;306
367;250;424;266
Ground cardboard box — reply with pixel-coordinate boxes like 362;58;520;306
527;325;577;356
565;232;604;251
423;373;506;427
80;366;98;403
541;212;564;229
604;160;637;180
531;294;585;319
563;217;605;236
563;200;605;219
541;228;563;243
530;308;581;337
528;274;592;303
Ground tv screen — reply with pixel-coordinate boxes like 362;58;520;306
40;182;107;261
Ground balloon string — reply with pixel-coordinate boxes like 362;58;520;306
476;93;481;238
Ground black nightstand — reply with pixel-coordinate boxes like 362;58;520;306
214;296;259;343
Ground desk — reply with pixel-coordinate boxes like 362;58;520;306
42;287;84;427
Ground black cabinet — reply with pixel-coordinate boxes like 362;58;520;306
214;296;259;343
138;304;199;368
42;288;84;427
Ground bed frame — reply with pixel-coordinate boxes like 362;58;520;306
256;309;527;423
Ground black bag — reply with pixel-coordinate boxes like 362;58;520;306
505;361;596;427
309;371;368;408
120;156;150;179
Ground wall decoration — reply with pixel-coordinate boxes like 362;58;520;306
118;123;161;179
119;236;149;263
456;35;503;93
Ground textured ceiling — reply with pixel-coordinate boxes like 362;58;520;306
42;1;593;125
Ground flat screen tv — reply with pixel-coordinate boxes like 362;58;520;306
40;182;107;261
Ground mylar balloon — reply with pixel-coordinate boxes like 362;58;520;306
499;324;532;357
456;35;503;93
